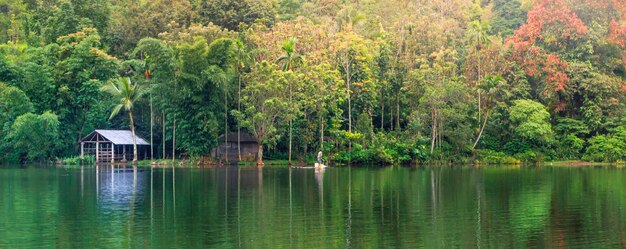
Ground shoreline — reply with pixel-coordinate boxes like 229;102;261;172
51;159;626;168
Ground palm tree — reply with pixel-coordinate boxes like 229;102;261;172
234;38;251;161
142;54;155;162
467;20;491;124
276;38;302;164
101;77;146;162
277;38;302;71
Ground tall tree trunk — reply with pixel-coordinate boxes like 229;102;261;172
288;79;293;165
396;95;400;131
390;106;394;131
150;92;153;161
303;113;307;158
347;74;351;134
346;73;352;156
477;48;482;126
162;112;165;160
289;120;292;164
437;115;443;150
431;109;436;154
238;74;242;161
320;116;324;150
257;145;264;166
129;110;138;162
478;92;481;125
172;118;176;163
473;110;491;149
225;87;228;164
381;100;385;131
369;110;374;145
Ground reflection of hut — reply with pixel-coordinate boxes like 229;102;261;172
211;132;259;162
79;130;150;163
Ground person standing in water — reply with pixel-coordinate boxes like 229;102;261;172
317;151;323;165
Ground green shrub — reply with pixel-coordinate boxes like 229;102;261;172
583;127;626;162
476;149;520;165
330;133;425;165
514;150;538;163
62;155;95;165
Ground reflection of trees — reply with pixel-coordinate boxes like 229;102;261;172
2;166;626;247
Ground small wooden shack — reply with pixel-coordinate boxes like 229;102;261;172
79;130;150;163
212;132;259;162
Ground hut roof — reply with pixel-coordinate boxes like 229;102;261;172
80;130;150;145
219;132;257;143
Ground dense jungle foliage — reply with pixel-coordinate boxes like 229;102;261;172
0;0;625;164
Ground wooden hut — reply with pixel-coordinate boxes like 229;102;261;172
79;130;150;163
212;132;259;162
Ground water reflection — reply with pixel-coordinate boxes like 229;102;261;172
1;166;625;248
97;165;144;212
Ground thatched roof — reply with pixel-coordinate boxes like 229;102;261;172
80;130;150;145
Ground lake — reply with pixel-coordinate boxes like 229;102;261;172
0;165;625;248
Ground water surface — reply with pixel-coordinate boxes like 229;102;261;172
1;165;625;248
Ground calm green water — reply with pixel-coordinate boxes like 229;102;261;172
1;165;625;248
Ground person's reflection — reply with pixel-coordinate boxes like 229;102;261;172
315;167;325;242
315;167;324;205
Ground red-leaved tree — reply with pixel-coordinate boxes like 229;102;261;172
508;0;588;105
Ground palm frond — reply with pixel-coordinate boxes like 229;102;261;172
102;77;145;120
109;104;124;120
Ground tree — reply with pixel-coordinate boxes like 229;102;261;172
133;37;176;161
233;61;291;166
101;77;146;162
278;0;301;20
276;37;302;164
509;99;553;145
466;19;491;125
0;85;34;130
195;0;276;31
301;63;343;152
206;38;236;162
53;28;119;157
330;29;372;139
583;126;626;162
0;53;18;84
473;75;509;149
412;48;470;155
490;0;527;37
373;38;392;131
234;37;251;161
107;0;193;55
169;37;219;157
508;0;588;106
3;111;60;162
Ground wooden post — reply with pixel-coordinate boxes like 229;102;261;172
95;142;99;163
163;112;166;160
123;145;126;161
81;142;85;159
172;118;176;163
111;144;115;163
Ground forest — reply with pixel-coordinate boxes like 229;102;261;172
0;0;625;165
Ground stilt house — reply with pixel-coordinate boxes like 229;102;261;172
79;130;150;163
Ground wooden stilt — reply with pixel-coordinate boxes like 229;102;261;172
95;142;99;163
111;144;115;163
81;142;85;159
